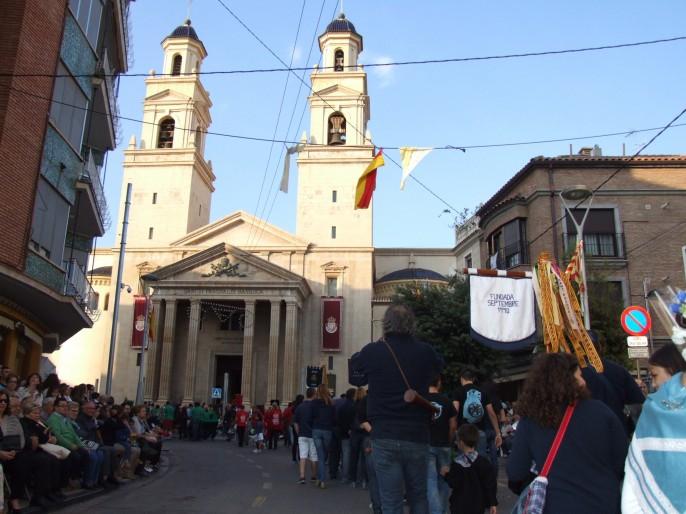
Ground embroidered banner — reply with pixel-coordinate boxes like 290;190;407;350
469;274;537;351
322;298;342;351
131;296;147;348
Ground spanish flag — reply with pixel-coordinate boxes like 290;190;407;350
354;149;384;209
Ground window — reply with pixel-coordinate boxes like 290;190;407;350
152;192;157;204
328;112;346;145
148;227;154;240
219;316;243;331
199;205;202;216
331;226;337;239
464;253;472;269
29;178;70;265
326;277;338;297
69;0;103;49
172;55;182;76
332;190;337;203
566;208;620;257
157;117;174;148
488;218;528;269
50;63;88;151
103;293;110;311
334;49;344;71
194;126;203;149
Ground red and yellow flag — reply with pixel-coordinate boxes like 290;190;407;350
564;240;586;293
354;149;384;209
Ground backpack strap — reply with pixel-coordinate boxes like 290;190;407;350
540;403;576;478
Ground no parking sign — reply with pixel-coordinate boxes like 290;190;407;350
620;306;652;337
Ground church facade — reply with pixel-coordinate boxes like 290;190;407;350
51;16;457;405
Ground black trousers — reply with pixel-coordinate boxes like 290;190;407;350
329;431;342;478
268;429;280;449
62;447;88;484
348;430;366;483
4;450;57;500
139;440;162;465
236;426;246;446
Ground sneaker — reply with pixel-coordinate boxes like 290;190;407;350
319;481;326;489
144;465;154;473
298;478;306;485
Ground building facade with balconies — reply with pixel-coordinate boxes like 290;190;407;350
0;0;129;375
476;150;686;343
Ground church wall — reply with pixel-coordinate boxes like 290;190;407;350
252;301;270;407
186;161;212;233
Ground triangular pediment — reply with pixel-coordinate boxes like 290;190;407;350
171;210;309;249
149;244;310;291
145;89;194;103
313;84;363;97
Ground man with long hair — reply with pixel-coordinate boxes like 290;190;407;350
351;304;443;514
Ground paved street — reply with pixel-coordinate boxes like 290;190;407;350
61;439;518;513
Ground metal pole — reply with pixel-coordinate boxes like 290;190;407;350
643;278;655;355
135;293;150;405
105;183;132;395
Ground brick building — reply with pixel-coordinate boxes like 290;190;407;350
475;148;686;344
0;0;130;375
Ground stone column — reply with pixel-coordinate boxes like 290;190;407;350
157;299;177;403
144;298;163;402
266;299;281;401
182;299;202;404
240;300;256;405
281;301;298;403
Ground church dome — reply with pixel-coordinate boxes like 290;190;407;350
376;268;448;285
324;13;359;35
168;19;200;42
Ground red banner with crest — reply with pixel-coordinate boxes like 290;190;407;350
322;298;342;351
131;296;147;348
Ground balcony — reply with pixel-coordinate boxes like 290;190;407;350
63;259;98;315
90;52;120;151
489;241;530;270
75;150;110;235
562;233;626;259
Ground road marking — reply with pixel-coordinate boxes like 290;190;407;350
252;496;266;508
262;482;272;490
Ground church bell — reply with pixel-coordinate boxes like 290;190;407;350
328;113;346;145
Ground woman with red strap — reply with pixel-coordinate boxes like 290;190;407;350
506;353;627;514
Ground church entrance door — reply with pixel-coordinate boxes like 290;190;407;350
215;355;242;402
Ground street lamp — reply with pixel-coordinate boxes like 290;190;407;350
560;185;594;330
135;273;159;405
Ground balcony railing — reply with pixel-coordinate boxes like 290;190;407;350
63;259;97;312
97;52;121;143
562;233;625;258
489;241;530;270
81;150;111;230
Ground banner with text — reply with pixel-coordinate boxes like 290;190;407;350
469;275;536;351
322;298;342;351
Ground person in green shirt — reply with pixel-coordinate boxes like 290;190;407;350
203;407;219;440
161;402;176;436
47;398;100;488
190;403;204;440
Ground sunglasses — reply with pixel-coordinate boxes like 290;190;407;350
0;399;8;404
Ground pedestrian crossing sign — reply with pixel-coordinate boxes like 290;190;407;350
211;387;222;399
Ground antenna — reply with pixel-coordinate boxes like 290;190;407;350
187;0;193;21
340;0;344;15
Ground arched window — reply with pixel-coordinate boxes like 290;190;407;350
334;49;344;72
194;126;202;149
158;117;175;148
328;112;346;145
103;293;110;311
172;55;182;76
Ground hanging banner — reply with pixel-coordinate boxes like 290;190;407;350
131;296;147;348
469;274;537;351
322;298;342;351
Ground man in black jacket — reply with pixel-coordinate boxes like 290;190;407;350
351;304;443;514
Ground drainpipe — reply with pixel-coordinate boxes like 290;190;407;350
547;163;560;262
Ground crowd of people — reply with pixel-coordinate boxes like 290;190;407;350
0;365;164;513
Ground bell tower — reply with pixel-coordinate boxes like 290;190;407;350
296;13;373;247
118;19;215;246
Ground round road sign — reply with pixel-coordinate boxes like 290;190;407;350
620;306;652;337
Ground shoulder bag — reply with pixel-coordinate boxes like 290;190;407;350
39;442;70;460
383;340;439;414
511;403;576;514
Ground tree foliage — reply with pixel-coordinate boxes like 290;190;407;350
393;277;502;396
588;274;631;368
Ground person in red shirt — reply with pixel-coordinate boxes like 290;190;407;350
235;405;249;447
265;401;283;450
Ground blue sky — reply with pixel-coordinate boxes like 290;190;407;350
101;0;686;249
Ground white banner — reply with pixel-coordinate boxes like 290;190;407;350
469;275;537;350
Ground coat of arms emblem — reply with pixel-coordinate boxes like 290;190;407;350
134;315;145;332
325;316;338;334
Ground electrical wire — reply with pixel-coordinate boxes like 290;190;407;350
2;35;684;79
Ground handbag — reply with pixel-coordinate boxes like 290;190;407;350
39;442;70;460
510;403;576;514
382;340;439;414
0;435;22;451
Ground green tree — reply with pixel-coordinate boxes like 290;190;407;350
587;273;631;368
393;276;502;396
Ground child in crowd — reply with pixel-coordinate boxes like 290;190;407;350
253;413;265;453
442;424;498;514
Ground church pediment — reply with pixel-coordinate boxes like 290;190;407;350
312;83;363;98
147;243;310;292
171;210;309;249
144;89;194;103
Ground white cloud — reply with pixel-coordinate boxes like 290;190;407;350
362;54;395;88
288;45;303;66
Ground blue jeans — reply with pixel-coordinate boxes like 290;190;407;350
364;436;382;514
312;429;332;482
372;438;429;514
340;438;351;480
427;446;451;514
84;448;103;486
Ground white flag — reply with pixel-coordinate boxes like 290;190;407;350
399;147;432;190
279;143;304;193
